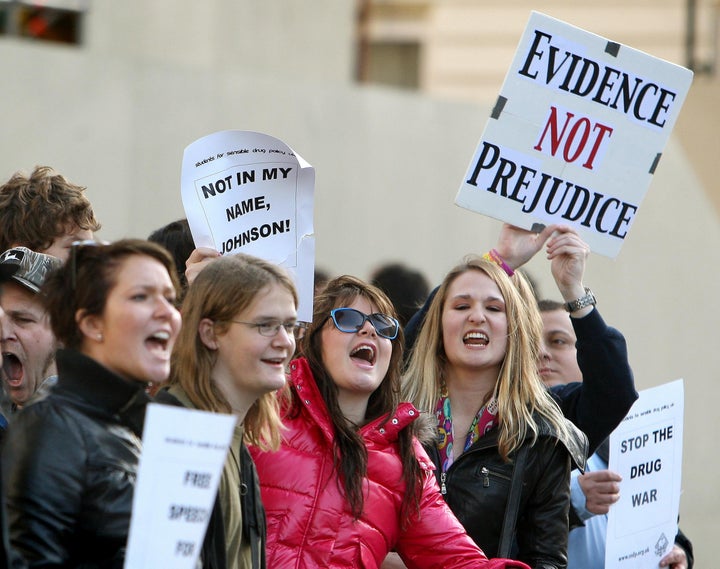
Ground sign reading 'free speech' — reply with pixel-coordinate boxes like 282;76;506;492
455;11;694;258
125;404;236;569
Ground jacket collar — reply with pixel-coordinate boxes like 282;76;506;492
164;384;196;409
459;414;588;471
55;348;151;436
289;357;419;443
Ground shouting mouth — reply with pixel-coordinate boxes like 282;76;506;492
145;331;171;356
2;352;24;387
463;331;489;346
350;344;376;366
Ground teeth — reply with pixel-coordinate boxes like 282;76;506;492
464;332;489;342
350;345;375;362
151;331;170;341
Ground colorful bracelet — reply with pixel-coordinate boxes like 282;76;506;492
482;249;515;277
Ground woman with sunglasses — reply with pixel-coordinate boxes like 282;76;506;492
2;239;181;569
158;253;300;569
251;275;529;569
398;255;587;569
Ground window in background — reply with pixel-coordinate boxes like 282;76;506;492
356;0;427;90
0;0;87;46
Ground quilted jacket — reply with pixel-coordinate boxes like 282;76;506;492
250;357;530;569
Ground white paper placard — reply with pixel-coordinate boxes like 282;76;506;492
606;379;684;568
182;130;315;321
124;404;236;569
455;12;693;257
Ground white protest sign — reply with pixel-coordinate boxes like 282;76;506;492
182;130;315;321
606;379;684;568
455;12;693;257
124;404;236;569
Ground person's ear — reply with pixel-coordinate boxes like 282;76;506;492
198;318;218;350
76;309;104;343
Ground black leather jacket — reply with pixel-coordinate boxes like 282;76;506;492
2;349;151;569
426;417;587;569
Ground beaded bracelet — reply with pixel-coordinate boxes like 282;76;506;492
482;249;515;277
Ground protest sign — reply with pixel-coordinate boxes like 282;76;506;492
124;404;236;569
182;130;315;321
455;12;693;257
606;379;684;568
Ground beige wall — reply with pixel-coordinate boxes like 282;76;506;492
0;0;715;563
421;0;695;101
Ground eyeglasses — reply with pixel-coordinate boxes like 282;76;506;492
70;240;109;290
231;320;307;339
328;308;399;340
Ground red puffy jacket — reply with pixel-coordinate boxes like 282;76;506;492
251;358;529;569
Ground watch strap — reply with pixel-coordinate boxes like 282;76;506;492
564;287;596;313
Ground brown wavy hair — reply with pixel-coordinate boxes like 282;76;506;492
0;166;100;253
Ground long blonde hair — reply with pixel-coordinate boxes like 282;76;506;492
169;254;297;451
402;256;569;460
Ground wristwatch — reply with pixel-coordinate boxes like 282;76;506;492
564;287;597;313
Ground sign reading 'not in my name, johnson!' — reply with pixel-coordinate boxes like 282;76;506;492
181;130;315;321
455;11;693;257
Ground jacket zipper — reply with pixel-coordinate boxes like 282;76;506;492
438;439;500;497
481;467;489;487
479;466;511;487
442;462;509;496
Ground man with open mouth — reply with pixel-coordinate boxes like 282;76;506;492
0;246;62;415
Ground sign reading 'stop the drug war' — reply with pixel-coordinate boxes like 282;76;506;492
455;11;693;257
607;380;684;569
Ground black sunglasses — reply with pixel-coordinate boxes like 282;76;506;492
328;308;399;340
69;240;108;290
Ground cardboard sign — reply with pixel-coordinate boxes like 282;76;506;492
182;130;315;321
455;12;693;257
607;380;684;568
124;404;236;569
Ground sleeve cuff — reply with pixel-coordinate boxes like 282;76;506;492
570;472;595;522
